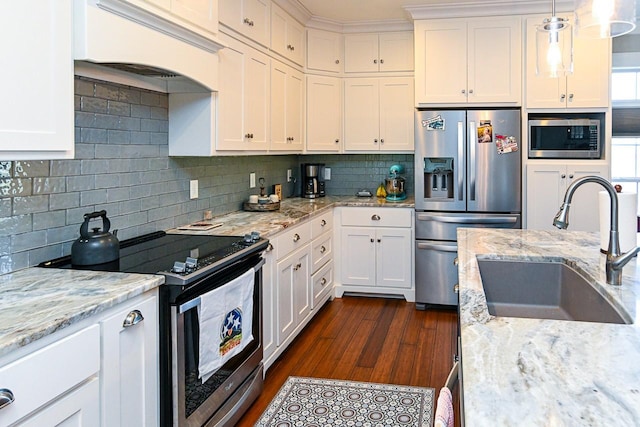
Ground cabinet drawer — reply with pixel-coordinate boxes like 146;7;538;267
0;325;100;425
311;211;333;238
341;207;411;227
311;233;332;273
312;260;333;309
276;222;311;259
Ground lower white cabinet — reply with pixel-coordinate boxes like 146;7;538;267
336;207;414;301
101;294;159;427
526;162;610;232
276;243;311;346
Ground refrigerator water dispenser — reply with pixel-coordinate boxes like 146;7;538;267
423;158;454;200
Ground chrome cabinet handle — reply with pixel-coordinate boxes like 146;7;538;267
266;243;274;252
0;389;15;410
293;233;300;242
123;310;144;328
321;277;327;286
320;246;326;253
371;214;381;221
321;219;327;226
453;284;459;294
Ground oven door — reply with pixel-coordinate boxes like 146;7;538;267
168;255;264;427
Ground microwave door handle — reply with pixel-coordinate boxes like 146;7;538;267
469;121;476;201
457;121;464;201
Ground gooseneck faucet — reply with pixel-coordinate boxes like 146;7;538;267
553;175;640;286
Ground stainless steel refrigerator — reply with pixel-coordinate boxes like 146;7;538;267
414;109;522;309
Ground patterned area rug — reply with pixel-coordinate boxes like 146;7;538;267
256;376;435;427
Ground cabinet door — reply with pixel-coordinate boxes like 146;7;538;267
0;0;74;160
219;0;269;46
526;164;566;230
286;68;304;151
379;77;414;152
467;17;521;104
171;0;218;34
414;19;467;104
293;249;311;325
18;379;100;427
270;5;304;66
344;33;380;73
567;36;610;108
271;62;303;151
101;295;158;427
307;28;342;73
217;42;246;150
306;75;342;152
566;164;610;231
344;78;380;151
340;227;376;285
244;47;271;151
378;32;414;72
376;228;412;288
276;246;309;345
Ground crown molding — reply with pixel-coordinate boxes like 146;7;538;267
404;0;575;20
305;16;413;32
273;0;312;24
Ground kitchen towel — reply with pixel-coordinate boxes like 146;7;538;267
198;267;255;381
434;386;454;427
599;190;638;253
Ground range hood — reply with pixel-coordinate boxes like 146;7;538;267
74;0;223;93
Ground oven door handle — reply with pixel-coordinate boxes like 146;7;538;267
178;258;265;314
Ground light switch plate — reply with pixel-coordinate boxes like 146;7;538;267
190;180;198;199
324;167;331;180
250;173;256;188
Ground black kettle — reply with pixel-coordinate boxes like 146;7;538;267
71;210;120;266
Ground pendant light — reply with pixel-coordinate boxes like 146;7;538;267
575;0;637;38
536;0;574;77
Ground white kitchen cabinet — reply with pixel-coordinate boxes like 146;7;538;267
270;3;304;66
276;240;310;347
219;0;270;46
344;32;414;73
526;162;610;231
261;240;277;368
337;207;414;300
0;325;100;426
414;17;522;105
120;0;218;37
0;0;74;160
344;77;414;152
101;294;158;427
525;15;610;109
306;75;342;152
270;60;304;152
217;35;271;152
306;28;342;73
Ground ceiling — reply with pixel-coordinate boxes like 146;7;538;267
296;0;640;27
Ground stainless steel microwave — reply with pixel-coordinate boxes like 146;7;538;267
528;117;603;159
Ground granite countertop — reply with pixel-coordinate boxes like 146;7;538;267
457;228;640;426
0;195;413;360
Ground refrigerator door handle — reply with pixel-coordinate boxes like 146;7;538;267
469;121;476;201
417;242;458;252
457;121;464;201
416;213;518;224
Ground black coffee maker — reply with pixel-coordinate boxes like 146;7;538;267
301;163;325;198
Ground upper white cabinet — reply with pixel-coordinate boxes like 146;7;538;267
219;0;270;46
0;0;74;160
306;75;342;152
525;15;610;109
270;2;305;66
526;162;610;231
344;32;414;73
271;60;304;152
344;77;414;152
414;17;522;105
307;28;342;73
217;35;271;152
121;0;219;37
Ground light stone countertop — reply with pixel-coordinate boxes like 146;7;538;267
457;228;640;426
0;196;413;359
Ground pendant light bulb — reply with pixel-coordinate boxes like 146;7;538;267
547;32;563;78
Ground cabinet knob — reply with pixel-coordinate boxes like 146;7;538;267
123;310;144;328
371;214;381;221
287;44;295;51
461;89;466;94
321;219;327;226
370;238;375;243
568;93;574;101
0;389;15;410
380;59;384;64
321;277;327;286
453;257;459;266
569;174;574;179
335;59;340;64
469;89;474;94
245;133;254;139
243;18;254;26
293;233;300;242
453;284;460;294
335;139;339;143
373;59;378;64
374;139;378;143
294;263;302;271
377;238;381;243
560;93;566;101
320;245;326;253
380;139;384;144
266;243;274;252
561;174;566;179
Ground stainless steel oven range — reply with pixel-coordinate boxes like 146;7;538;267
40;231;269;426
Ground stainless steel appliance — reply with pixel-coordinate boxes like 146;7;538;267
301;163;325;198
40;231;268;426
414;109;522;309
528;112;604;159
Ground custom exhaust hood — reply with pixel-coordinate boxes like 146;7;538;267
74;0;224;93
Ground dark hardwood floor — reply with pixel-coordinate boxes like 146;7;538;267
236;295;460;426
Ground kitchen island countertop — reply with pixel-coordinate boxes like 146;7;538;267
0;196;413;359
458;228;640;426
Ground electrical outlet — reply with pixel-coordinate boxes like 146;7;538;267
324;167;331;180
250;173;256;188
190;180;198;199
287;169;292;182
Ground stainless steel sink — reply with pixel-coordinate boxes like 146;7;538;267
476;258;631;324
